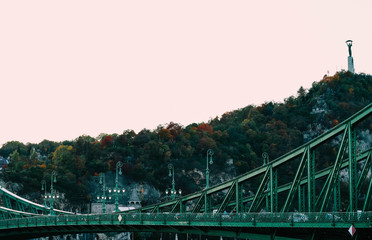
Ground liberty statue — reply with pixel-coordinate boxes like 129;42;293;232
346;40;354;73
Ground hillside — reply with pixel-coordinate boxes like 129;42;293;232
0;71;371;211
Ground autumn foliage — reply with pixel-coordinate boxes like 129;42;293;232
197;123;213;134
0;71;371;208
101;135;114;147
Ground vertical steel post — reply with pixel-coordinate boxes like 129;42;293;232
300;185;305;212
333;176;340;212
115;161;123;212
99;173;106;214
348;124;357;212
269;165;278;212
168;164;176;200
204;193;211;213
180;200;184;213
307;147;315;212
298;185;302;212
263;153;269;212
50;171;57;216
204;149;213;212
235;181;243;213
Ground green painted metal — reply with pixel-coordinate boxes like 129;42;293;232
348;123;358;212
248;166;270;213
270;166;278;213
134;148;371;217
3;196;12;210
206;149;214;189
0;185;73;217
281;149;308;212
263;153;270;212
16;201;25;212
99;173;107;213
129;104;371;215
170;199;181;213
216;180;236;214
192;192;206;213
49;170;57;216
357;151;371;193
363;168;372;212
236;181;243;213
298;185;305;212
130;148;371;216
150;206;159;213
115;161;124;212
333;177;340;212
317;126;349;212
204;192;212;213
179;199;185;213
1;212;372;239
307;147;315;212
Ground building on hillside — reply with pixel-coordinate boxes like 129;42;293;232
119;188;142;212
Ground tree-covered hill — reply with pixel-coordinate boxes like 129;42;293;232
0;71;371;210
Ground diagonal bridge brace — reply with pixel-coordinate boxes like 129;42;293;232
316;124;350;212
281;147;308;212
216;180;237;214
192;192;206;213
248;166;270;213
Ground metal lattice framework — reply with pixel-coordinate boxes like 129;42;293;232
127;103;372;216
0;185;73;219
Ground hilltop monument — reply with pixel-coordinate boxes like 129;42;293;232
346;40;355;73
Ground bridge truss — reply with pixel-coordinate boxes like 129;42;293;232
129;104;372;216
0;183;73;219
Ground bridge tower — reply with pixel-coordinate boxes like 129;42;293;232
346;40;355;73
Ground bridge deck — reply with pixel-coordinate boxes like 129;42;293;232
0;212;371;239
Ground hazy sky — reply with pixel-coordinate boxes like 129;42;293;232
0;1;371;146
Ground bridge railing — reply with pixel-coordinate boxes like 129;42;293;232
1;212;372;230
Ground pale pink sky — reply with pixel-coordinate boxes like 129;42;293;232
0;1;371;146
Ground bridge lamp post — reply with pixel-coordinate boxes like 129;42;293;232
262;152;269;165
41;180;47;208
98;173;107;213
168;164;176;200
206;149;214;189
108;186;125;212
114;161;124;212
49;171;57;215
167;163;182;200
165;188;182;200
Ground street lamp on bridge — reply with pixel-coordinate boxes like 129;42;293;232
49;171;57;215
166;163;182;200
41;180;47;208
262;152;269;165
165;188;182;200
114;161;125;212
97;173;107;213
206;149;214;189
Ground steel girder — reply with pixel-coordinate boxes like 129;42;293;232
1;212;372;239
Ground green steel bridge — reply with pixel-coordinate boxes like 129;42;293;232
0;103;371;239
